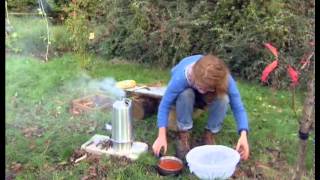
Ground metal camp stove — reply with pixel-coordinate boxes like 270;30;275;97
81;97;148;160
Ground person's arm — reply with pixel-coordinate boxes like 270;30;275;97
153;77;186;156
152;127;167;156
236;130;249;160
227;75;249;134
157;78;186;128
227;75;250;160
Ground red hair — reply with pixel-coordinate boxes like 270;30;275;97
193;54;229;97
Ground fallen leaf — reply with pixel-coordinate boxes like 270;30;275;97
21;126;45;138
81;175;90;180
10;162;22;174
255;161;272;170
88;166;97;176
86;154;101;164
86;126;95;134
232;168;247;178
29;141;36;150
58;161;68;165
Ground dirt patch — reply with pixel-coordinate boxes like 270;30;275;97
6;162;23;180
10;162;23;174
81;164;108;180
86;154;102;164
81;154;108;180
231;153;292;179
109;156;133;167
21;126;45;138
66;119;98;134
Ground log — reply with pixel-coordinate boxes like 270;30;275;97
132;96;159;120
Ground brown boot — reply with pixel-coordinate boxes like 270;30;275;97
202;129;216;145
176;131;191;160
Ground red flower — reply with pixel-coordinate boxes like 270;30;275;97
261;60;278;83
287;65;299;86
264;43;279;59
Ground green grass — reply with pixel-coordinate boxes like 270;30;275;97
6;53;314;179
6;16;72;55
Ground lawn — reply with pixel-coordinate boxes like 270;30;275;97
6;17;314;179
6;53;314;179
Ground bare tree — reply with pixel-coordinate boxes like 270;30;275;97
293;60;314;180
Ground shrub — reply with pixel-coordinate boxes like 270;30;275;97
7;0;37;12
5;17;48;56
63;0;316;88
50;25;73;52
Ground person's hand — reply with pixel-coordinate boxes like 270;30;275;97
236;131;249;160
152;127;167;156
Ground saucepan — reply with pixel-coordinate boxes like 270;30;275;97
156;155;184;176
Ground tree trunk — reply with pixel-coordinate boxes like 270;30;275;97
294;64;314;180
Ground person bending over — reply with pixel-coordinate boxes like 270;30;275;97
152;54;249;160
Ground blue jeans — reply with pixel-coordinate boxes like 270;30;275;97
176;88;229;133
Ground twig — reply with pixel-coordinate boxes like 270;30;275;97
5;1;10;25
42;140;51;155
291;86;298;118
38;0;50;62
8;12;40;15
75;154;87;163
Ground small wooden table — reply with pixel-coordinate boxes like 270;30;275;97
125;86;204;131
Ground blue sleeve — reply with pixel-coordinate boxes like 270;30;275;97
157;77;186;128
227;75;249;134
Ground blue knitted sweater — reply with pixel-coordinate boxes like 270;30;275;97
157;54;249;134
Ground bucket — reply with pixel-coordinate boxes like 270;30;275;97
186;145;240;179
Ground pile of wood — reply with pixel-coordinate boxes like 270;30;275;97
70;93;113;115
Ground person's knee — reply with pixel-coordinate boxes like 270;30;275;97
216;94;229;104
178;88;195;101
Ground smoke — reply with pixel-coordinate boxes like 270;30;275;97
6;15;50;57
64;73;125;100
59;73;126;125
89;77;126;98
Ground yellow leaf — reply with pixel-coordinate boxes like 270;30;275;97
89;32;95;40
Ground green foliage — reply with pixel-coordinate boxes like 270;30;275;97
65;14;88;53
5;17;74;60
62;0;314;89
5;17;48;56
50;25;73;52
7;0;314;88
64;0;105;68
7;0;37;11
